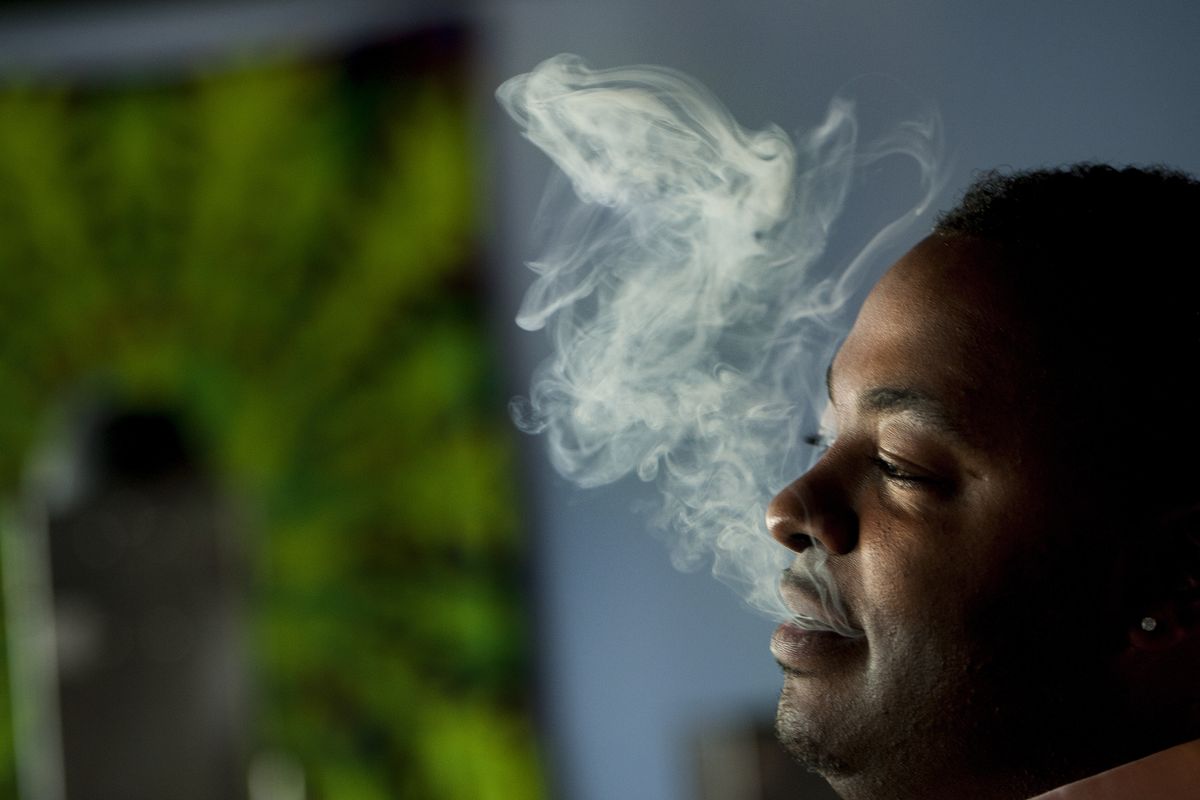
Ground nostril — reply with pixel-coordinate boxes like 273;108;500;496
782;532;816;552
767;474;856;555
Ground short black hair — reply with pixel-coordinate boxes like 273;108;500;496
934;163;1200;247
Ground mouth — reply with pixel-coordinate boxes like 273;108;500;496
778;570;864;637
770;570;864;672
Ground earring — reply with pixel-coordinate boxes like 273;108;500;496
1140;616;1158;632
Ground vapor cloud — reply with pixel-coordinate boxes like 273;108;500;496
498;54;944;624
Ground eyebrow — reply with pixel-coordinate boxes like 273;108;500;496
826;362;974;446
858;387;968;441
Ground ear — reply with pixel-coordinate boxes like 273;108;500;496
1127;504;1200;653
1128;602;1200;652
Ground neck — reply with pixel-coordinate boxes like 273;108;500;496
823;726;1179;800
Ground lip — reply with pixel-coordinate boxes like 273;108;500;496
770;621;858;671
771;571;864;671
778;572;863;636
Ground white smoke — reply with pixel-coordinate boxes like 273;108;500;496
497;54;944;624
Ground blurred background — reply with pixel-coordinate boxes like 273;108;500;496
0;2;1198;800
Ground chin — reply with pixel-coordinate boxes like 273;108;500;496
775;677;855;779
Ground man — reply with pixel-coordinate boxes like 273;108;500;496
767;164;1200;799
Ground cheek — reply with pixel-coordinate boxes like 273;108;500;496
854;485;1033;633
855;511;970;633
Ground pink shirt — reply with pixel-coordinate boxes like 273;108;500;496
1027;739;1200;799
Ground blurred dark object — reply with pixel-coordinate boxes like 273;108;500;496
7;403;247;800
693;716;840;800
0;0;460;85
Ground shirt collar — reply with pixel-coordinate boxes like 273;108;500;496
1027;738;1200;800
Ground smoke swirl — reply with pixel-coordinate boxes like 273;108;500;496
498;54;944;624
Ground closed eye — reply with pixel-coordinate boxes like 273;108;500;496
871;455;955;497
871;455;926;484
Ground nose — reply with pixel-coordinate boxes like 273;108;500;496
766;456;858;555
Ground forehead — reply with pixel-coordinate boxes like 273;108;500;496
831;236;1033;449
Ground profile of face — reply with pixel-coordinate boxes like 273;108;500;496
768;235;1148;800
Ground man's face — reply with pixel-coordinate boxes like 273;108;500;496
769;236;1129;800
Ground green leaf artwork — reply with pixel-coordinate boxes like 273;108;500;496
0;44;543;800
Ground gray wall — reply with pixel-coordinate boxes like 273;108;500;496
480;3;1200;799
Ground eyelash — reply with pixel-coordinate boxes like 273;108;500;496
870;456;929;486
804;432;932;488
803;432;835;456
